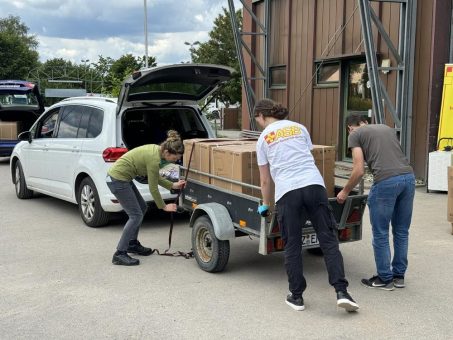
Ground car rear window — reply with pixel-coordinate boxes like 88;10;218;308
128;82;207;97
0;91;39;108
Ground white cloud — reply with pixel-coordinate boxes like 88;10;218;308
37;29;210;66
0;0;242;65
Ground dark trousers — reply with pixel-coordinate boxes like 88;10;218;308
276;185;349;297
107;178;148;252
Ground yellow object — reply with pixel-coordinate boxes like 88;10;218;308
239;220;247;228
438;64;453;150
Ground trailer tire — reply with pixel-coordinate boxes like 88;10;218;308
192;215;230;272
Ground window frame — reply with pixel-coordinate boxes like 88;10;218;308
314;61;340;88
269;65;287;89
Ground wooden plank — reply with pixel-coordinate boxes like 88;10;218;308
306;0;316;130
344;0;354;53
312;89;321;138
286;0;292;108
336;0;345;55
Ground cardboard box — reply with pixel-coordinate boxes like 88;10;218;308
212;143;262;198
447;167;453;228
0;121;20;140
183;138;209;182
199;140;255;184
311;145;336;197
183;138;256;183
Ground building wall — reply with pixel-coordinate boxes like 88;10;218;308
242;0;451;181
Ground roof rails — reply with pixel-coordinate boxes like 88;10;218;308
60;96;116;104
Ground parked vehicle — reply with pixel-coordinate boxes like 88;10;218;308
10;64;233;227
0;80;45;156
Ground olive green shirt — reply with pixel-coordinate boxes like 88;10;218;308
108;145;173;209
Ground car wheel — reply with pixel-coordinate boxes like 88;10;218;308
78;177;110;227
192;215;230;272
14;160;34;199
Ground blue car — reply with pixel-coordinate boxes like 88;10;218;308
0;80;45;156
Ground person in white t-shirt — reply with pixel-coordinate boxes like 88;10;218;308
254;98;359;312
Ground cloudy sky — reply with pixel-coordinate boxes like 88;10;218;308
0;0;241;66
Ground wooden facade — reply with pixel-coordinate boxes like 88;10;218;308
241;0;452;181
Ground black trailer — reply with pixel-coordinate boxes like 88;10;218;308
180;168;367;273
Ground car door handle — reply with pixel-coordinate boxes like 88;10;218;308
72;146;81;153
43;144;49;151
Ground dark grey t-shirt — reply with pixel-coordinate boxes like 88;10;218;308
348;124;413;183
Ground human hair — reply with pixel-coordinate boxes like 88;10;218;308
253;98;289;120
160;130;184;155
346;114;367;127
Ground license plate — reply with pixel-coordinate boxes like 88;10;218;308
302;233;319;247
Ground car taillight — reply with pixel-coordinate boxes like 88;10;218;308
338;228;352;241
103;147;128;162
346;208;361;223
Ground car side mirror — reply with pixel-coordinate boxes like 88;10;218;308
18;131;32;143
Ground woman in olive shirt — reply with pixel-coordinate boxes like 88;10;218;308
107;130;186;266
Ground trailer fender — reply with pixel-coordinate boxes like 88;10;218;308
189;203;235;240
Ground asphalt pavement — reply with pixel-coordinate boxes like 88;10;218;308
1;156;453;339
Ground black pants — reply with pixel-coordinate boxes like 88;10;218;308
276;185;349;297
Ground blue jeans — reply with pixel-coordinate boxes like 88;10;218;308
367;173;415;282
107;177;148;252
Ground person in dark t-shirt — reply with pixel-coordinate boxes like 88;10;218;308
337;114;415;291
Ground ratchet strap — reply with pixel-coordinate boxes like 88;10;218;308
151;141;196;259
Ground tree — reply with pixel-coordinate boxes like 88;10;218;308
103;54;157;97
0;15;39;79
191;8;242;106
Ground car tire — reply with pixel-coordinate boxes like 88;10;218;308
192;215;230;273
78;177;110;227
14;160;34;199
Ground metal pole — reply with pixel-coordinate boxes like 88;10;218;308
264;0;270;98
144;0;149;69
228;0;257;130
402;0;417;160
358;0;385;124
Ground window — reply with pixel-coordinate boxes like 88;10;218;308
57;106;83;138
86;107;104;138
316;62;340;86
269;65;286;88
76;107;104;138
347;62;372;111
39;110;59;138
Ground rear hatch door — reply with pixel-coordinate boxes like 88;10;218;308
116;64;233;114
0;80;45;119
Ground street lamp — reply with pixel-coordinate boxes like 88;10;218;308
81;59;90;90
144;0;149;69
184;41;200;62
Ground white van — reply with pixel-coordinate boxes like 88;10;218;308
10;64;233;227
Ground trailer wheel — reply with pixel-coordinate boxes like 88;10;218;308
192;215;230;272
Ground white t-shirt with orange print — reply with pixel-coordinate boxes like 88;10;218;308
256;119;325;202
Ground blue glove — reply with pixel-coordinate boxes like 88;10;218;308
257;204;270;217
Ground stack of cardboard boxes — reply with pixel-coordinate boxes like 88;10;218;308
0;122;20;140
183;138;336;199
